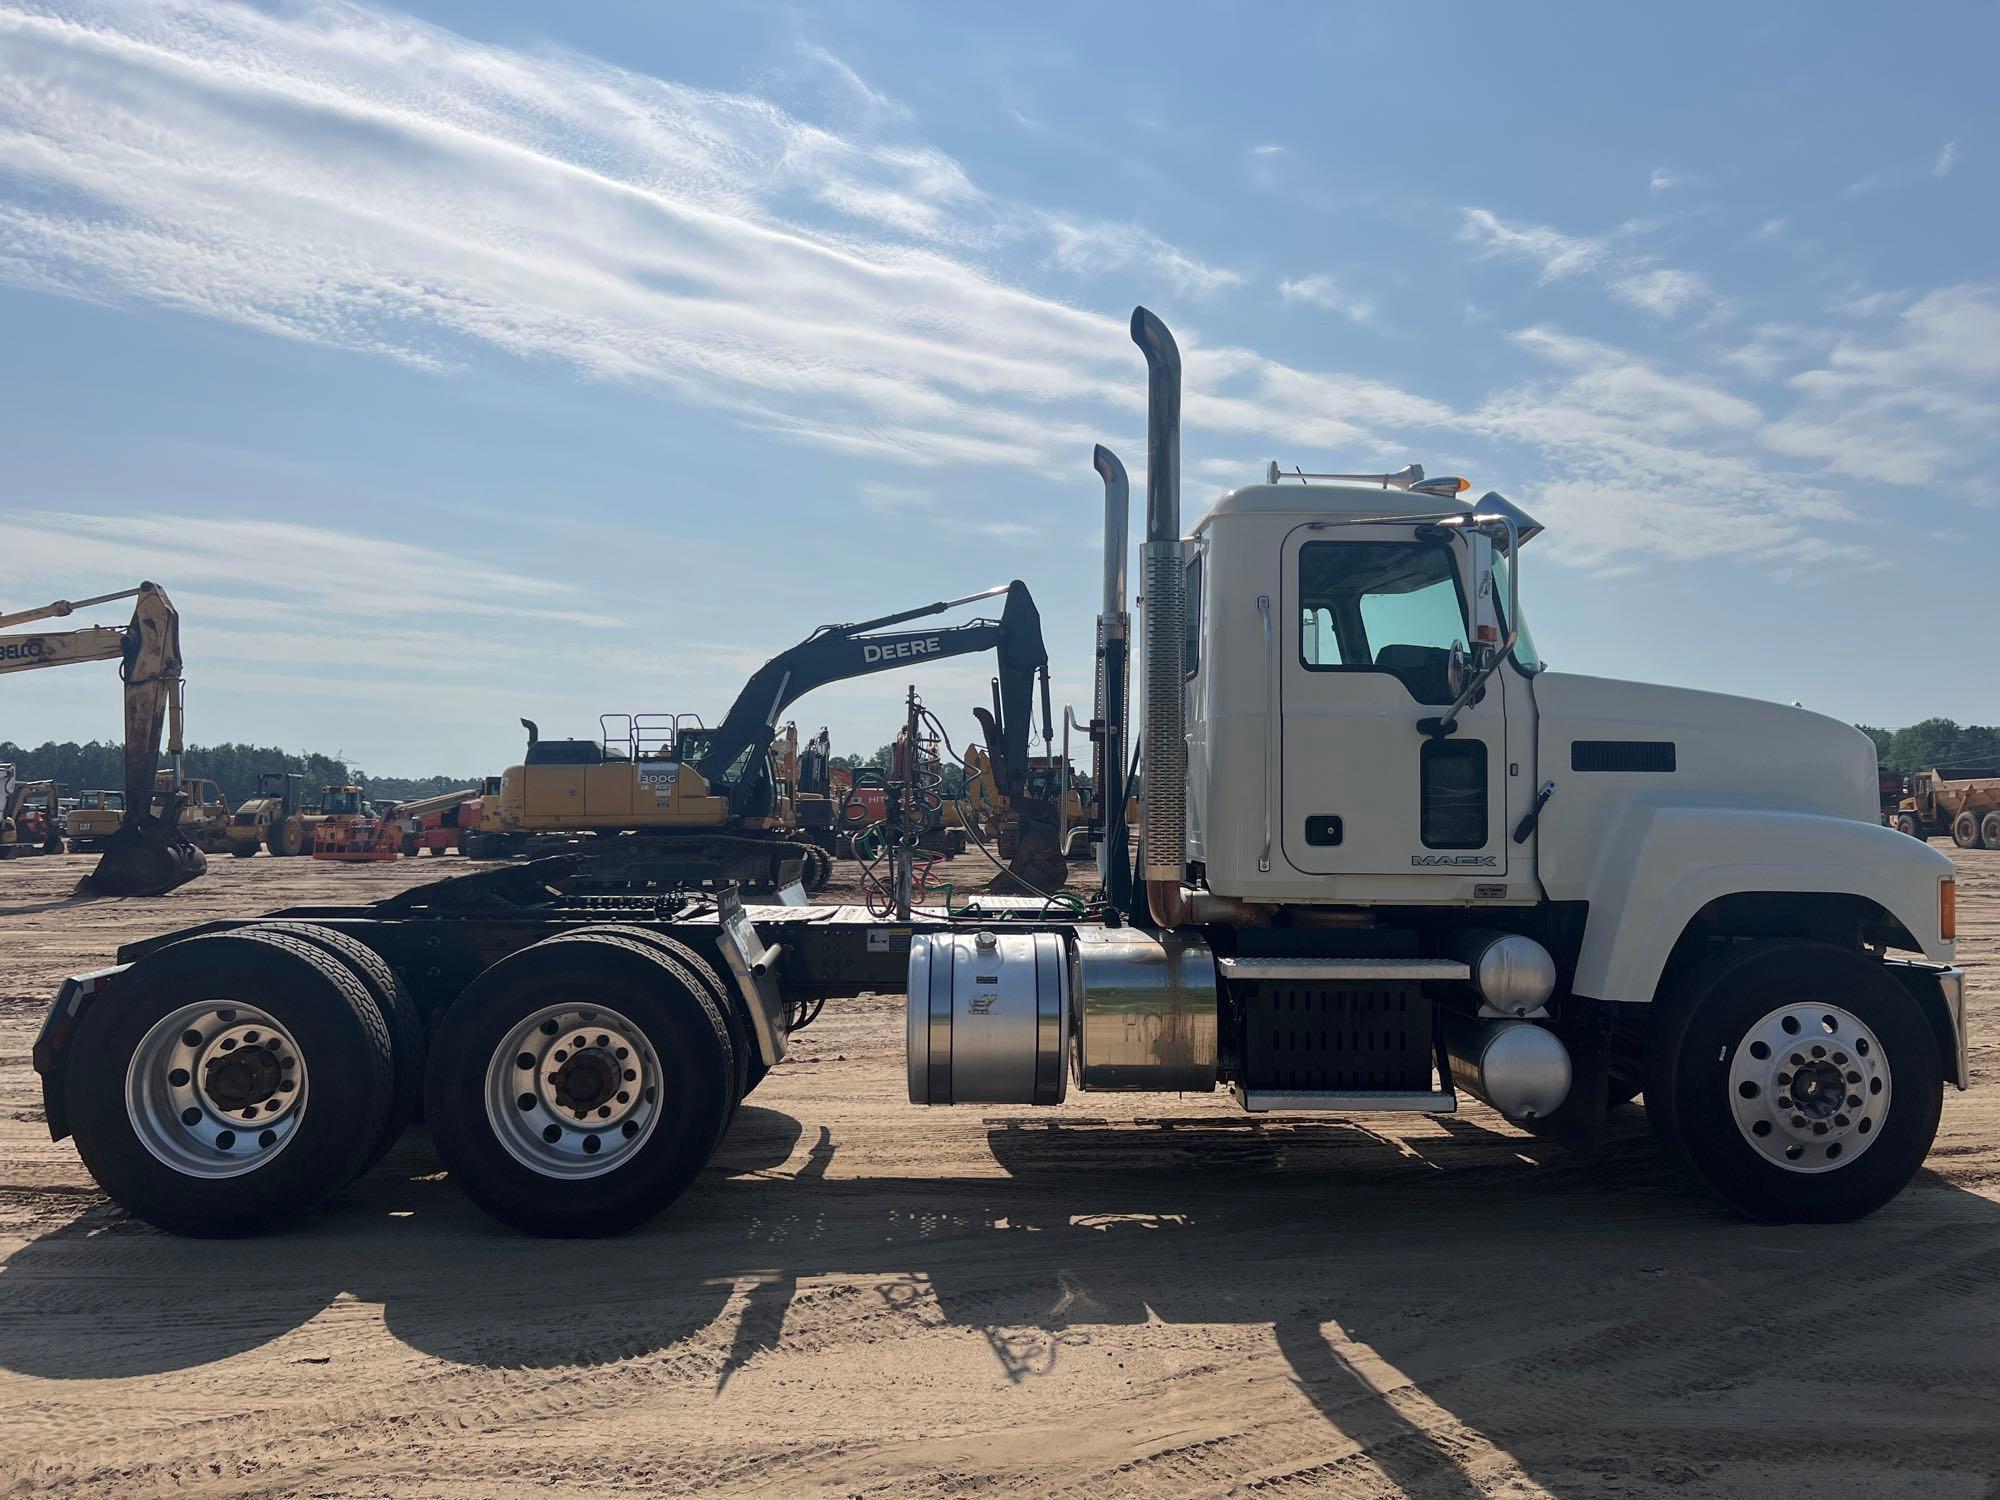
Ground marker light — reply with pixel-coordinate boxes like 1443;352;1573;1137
1941;878;1955;943
1476;624;1499;643
1411;476;1472;497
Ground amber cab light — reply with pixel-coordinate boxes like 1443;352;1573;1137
1941;878;1956;943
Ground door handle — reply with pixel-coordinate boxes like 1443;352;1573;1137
1257;593;1272;872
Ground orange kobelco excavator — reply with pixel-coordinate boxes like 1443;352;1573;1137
0;583;206;895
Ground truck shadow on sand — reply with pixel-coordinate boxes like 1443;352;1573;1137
4;1104;1998;1492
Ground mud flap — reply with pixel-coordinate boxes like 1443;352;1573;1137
1519;1008;1613;1153
77;814;207;897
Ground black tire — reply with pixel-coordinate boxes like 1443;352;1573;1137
1982;812;2000;851
569;925;755;1109
424;932;735;1236
269;818;306;857
253;922;426;1180
65;931;393;1236
1894;814;1922;839
1647;942;1942;1223
1952;811;1979;848
229;841;258;858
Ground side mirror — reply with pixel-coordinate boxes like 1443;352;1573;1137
1467;531;1500;643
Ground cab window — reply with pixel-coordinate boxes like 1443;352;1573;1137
1299;540;1467;703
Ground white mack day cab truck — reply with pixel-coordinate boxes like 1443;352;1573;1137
33;307;1964;1237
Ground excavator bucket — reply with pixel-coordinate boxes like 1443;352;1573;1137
985;795;1068;896
78;813;207;897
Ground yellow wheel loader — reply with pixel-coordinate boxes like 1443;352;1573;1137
0;583;204;895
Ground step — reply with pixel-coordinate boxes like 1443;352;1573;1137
1216;956;1470;982
1233;1086;1458;1115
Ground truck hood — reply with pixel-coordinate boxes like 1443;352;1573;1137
1530;672;1877;823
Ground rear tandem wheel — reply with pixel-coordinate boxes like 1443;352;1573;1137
65;931;394;1236
423;931;736;1236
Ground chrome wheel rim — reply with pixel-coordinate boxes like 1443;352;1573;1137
484;1003;661;1179
1729;1002;1890;1173
125;1002;309;1179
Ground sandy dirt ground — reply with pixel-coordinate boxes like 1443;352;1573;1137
1;845;1997;1499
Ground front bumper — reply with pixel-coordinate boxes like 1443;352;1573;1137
1885;958;1969;1090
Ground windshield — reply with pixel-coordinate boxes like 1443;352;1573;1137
1494;556;1541;673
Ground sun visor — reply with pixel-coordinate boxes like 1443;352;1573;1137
1473;491;1544;549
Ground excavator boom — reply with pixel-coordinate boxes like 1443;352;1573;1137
0;582;205;896
686;581;1066;891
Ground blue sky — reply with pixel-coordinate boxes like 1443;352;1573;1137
2;0;1995;774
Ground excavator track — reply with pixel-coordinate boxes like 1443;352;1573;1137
518;832;822;895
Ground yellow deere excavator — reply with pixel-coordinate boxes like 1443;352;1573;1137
471;583;1066;893
0;583;206;895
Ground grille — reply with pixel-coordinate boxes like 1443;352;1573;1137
1571;740;1677;773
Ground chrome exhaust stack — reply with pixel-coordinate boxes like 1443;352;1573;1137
1130;307;1187;924
1092;443;1133;910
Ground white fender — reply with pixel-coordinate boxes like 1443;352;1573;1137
1572;805;1955;1004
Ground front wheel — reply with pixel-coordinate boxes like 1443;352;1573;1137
1647;943;1942;1223
1894;813;1922;839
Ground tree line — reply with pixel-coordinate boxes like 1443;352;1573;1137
0;739;477;807
1857;718;2000;776
21;717;1978;811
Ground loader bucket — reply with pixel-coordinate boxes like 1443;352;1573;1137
986;796;1069;897
78;814;207;896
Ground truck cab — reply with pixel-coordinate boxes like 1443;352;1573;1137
1180;478;1951;1007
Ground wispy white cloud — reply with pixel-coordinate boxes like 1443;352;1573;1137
1610;267;1714;319
1460;205;1722;325
1846;139;1962;196
1278;273;1374;324
1457;207;1608;282
1753;217;1787;240
1649;167;1684;193
1466;325;1856;569
1043;218;1243;299
1762;284;2000;487
0;0;1952;586
0;511;619;629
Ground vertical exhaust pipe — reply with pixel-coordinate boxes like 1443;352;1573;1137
1130;307;1187;922
1093;444;1132;909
